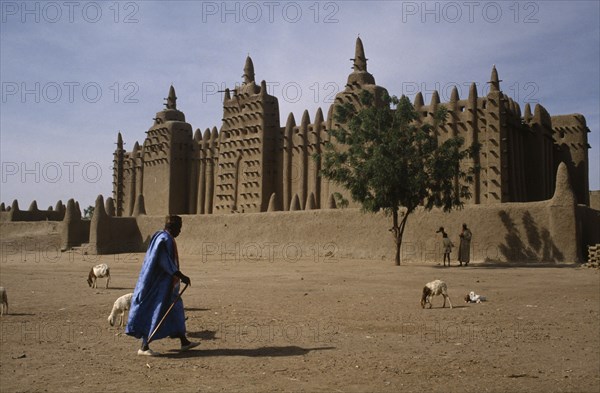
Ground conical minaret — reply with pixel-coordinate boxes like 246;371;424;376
347;36;375;86
117;131;123;149
488;65;501;92
243;56;255;84
113;131;125;216
155;85;185;123
166;85;177;110
352;36;368;72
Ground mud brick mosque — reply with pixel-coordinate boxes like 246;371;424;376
112;38;591;217
2;38;597;263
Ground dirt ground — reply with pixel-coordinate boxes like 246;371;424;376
0;244;599;393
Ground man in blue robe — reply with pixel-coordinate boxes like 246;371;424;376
126;215;199;356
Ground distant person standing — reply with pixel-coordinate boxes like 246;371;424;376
458;223;472;266
436;227;453;267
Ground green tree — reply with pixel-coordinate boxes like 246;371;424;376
319;91;478;265
83;205;94;219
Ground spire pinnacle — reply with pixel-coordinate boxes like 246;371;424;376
450;86;459;102
243;55;255;84
346;37;375;86
352;36;368;72
166;85;177;109
488;65;501;92
117;131;123;148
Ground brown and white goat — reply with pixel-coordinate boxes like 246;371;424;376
108;293;133;327
421;280;453;309
0;287;7;316
87;264;111;289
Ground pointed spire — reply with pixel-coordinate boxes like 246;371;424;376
260;80;268;99
489;65;501;92
117;132;123;149
306;193;316;210
211;127;219;148
347;37;375;86
414;92;424;109
327;194;337;209
267;193;279;212
243;56;255;84
93;195;107;219
64;199;77;222
326;105;335;129
551;162;575;206
224;88;231;101
352;36;368;72
468;82;478;108
301;110;311;128
524;103;532;123
290;194;301;211
166;85;177;109
286;112;296;128
450;86;459;102
55;200;65;214
105;197;115;216
533;103;551;128
194;128;202;141
314;107;324;125
28;200;38;211
0;202;5;212
431;90;440;106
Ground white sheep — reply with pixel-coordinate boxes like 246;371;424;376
421;279;453;309
464;291;486;303
0;287;7;316
108;293;133;327
87;263;110;289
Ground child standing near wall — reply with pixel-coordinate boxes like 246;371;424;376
436;227;454;267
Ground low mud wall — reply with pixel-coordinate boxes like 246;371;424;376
133;199;583;263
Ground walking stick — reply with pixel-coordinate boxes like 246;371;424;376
147;283;189;344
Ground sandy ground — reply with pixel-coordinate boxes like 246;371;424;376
0;245;599;393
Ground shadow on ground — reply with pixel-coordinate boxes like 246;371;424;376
160;346;336;359
188;330;218;340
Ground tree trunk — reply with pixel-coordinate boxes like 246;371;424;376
393;209;400;265
392;208;411;266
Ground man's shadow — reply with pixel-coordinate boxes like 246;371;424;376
161;345;335;359
187;330;217;340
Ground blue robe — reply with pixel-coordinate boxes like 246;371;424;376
126;230;186;342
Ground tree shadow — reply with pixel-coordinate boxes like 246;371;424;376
497;210;564;264
185;308;211;312
522;211;542;252
498;211;537;262
160;346;336;359
0;313;36;316
470;262;577;269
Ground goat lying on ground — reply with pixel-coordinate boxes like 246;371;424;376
464;291;486;303
88;264;111;289
421;279;453;309
108;293;133;327
0;287;7;316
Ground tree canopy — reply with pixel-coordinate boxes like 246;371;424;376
319;90;479;265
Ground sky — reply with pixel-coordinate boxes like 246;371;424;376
1;0;599;210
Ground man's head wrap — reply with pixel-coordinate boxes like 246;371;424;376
165;215;182;231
